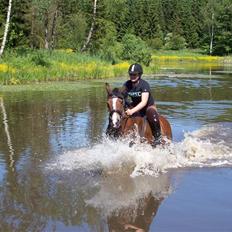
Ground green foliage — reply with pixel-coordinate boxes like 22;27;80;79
147;38;163;50
7;0;30;48
91;20;123;64
213;4;232;55
99;42;123;65
164;33;186;50
0;49;130;84
121;34;151;66
0;0;231;58
56;12;87;50
31;53;51;67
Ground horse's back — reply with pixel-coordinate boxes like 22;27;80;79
122;115;172;142
159;115;172;140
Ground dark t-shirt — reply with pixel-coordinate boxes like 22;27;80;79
123;79;154;116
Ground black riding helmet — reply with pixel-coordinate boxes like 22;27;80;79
128;63;143;82
128;63;143;76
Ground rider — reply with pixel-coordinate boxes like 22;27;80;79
122;63;162;146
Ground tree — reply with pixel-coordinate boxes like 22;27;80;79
164;32;186;50
201;0;221;54
81;0;98;52
0;0;12;57
56;12;87;50
213;2;232;55
121;33;151;66
25;0;60;49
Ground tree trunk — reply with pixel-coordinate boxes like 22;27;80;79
30;6;36;49
44;11;49;49
81;0;97;52
50;7;58;50
0;0;13;57
209;12;214;55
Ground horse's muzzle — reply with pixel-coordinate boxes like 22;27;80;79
112;120;121;129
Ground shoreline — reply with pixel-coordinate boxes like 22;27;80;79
0;50;231;85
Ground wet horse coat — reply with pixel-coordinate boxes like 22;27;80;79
106;83;172;145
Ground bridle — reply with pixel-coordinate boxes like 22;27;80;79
109;109;123;118
108;95;125;115
107;95;126;128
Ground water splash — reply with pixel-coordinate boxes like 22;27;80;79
46;123;232;177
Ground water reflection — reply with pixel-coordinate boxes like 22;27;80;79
0;65;232;231
0;97;15;171
108;194;161;232
86;174;170;232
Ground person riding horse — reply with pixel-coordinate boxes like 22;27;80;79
121;63;162;146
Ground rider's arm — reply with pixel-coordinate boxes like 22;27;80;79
126;92;149;115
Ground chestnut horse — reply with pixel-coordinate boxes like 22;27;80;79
105;83;172;146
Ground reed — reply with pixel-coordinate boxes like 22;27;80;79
152;50;224;63
0;50;130;85
0;49;229;85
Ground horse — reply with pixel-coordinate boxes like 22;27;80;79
105;83;172;146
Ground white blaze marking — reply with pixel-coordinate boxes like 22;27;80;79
112;98;117;111
112;98;120;127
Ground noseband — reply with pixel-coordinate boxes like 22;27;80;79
109;109;123;118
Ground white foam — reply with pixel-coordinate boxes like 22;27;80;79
46;124;232;177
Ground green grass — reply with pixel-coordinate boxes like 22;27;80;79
151;49;229;64
0;48;231;85
0;49;130;85
153;49;206;57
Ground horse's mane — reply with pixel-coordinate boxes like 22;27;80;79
111;88;124;99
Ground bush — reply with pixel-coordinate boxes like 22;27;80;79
147;38;163;50
121;34;151;66
94;21;122;64
213;31;232;55
99;42;123;64
56;13;87;50
31;53;50;67
165;33;186;50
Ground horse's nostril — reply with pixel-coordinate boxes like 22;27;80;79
112;120;120;128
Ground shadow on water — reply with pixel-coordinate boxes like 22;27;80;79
0;63;232;231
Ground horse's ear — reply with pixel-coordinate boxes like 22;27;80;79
105;83;112;96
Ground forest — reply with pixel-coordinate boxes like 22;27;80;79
0;0;231;84
0;0;231;56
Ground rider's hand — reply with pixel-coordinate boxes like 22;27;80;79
126;108;134;116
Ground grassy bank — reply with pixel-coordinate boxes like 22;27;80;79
0;49;231;85
0;50;133;85
152;49;232;63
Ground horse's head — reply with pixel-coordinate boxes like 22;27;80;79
105;83;125;129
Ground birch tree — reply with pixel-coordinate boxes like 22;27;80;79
202;0;219;55
0;0;13;57
209;12;214;55
81;0;97;52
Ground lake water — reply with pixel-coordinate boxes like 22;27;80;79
0;64;232;231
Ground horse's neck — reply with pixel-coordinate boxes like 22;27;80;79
120;117;129;133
